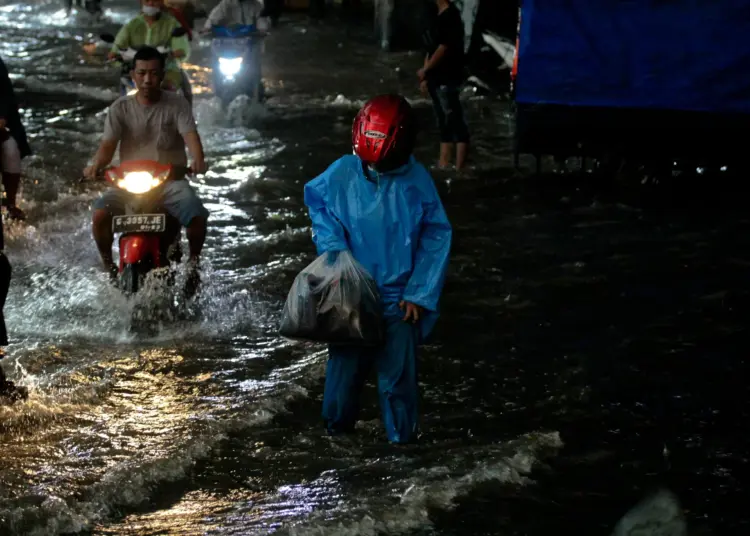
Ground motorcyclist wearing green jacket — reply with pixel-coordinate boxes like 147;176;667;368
109;0;191;92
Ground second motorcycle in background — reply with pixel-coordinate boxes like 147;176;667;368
203;24;267;107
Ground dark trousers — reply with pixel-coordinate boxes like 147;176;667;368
428;83;470;143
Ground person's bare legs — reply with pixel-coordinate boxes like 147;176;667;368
441;85;469;172
456;142;469;171
184;215;207;298
2;173;20;206
439;143;453;168
92;208;116;276
1;133;26;219
185;215;206;262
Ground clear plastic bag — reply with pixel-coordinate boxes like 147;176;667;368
279;251;384;346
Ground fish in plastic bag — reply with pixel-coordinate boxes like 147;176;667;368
279;251;385;346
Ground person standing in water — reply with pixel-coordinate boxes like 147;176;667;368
304;95;452;443
418;0;470;171
0;55;32;221
0;204;26;402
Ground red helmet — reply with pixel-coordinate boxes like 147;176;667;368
352;94;417;172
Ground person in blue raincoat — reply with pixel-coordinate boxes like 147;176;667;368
304;94;452;444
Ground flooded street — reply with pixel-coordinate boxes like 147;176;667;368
1;1;750;534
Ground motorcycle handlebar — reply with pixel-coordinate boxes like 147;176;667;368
199;29;269;38
81;166;196;183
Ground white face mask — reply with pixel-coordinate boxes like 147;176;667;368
141;5;160;16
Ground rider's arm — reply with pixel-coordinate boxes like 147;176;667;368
256;16;270;32
170;32;191;61
110;22;131;58
177;101;206;173
89;140;118;171
203;0;228;31
92;103;123;170
251;0;264;24
183;131;205;172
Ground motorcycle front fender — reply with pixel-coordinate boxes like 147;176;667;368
120;234;161;266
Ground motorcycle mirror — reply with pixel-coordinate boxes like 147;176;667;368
100;33;115;43
171;27;187;38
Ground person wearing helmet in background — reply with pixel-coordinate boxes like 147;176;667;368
110;0;191;93
202;0;269;102
202;0;268;31
304;94;452;444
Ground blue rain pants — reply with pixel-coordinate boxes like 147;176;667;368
322;315;419;444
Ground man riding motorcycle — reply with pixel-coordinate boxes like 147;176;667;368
202;0;268;30
202;0;269;102
84;47;209;297
110;0;191;94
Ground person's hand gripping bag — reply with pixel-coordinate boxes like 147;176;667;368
279;251;385;346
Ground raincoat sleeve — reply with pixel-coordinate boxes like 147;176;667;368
304;161;350;255
401;176;452;312
111;21;132;54
170;31;191;62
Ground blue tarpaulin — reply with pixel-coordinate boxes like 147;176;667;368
515;1;750;114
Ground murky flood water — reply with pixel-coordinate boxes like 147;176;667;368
1;1;749;534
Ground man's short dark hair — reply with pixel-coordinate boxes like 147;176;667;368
133;46;166;70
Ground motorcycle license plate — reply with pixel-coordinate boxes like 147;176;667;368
112;214;166;233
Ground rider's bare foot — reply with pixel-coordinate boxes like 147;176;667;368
0;360;28;404
183;260;201;300
430;163;453;172
105;263;118;285
0;380;29;403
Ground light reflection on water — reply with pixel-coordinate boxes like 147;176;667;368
3;1;745;535
0;1;398;532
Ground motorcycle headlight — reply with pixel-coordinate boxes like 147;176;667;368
117;171;165;194
218;57;243;78
127;88;138;96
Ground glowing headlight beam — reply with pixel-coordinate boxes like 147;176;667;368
117;171;164;194
218;57;243;78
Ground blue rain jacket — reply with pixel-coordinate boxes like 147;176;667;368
304;155;452;341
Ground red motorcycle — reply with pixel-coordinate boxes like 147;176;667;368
103;160;182;294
